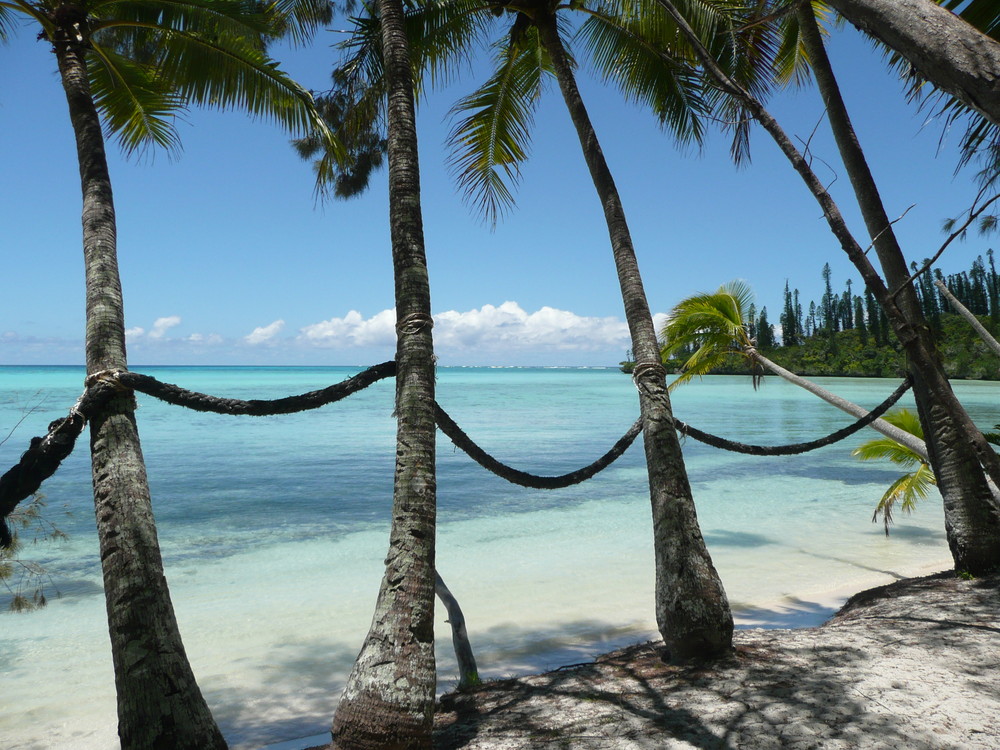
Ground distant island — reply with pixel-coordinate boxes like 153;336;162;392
624;254;1000;381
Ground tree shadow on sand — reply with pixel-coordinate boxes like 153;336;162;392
435;572;1000;749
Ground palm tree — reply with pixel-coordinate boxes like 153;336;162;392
314;0;739;662
328;0;440;745
792;1;1000;572
651;0;1000;573
2;2;332;747
662;280;930;460
852;409;936;536
526;2;734;662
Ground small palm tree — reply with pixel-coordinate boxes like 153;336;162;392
661;280;930;458
852;409;937;536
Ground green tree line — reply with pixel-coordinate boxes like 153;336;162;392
663;253;1000;380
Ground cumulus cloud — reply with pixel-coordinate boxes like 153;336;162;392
299;310;397;348
149;316;181;339
244;319;285;345
298;303;630;353
125;326;145;341
435;302;629;352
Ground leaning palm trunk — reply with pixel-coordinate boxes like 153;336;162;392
330;0;438;745
54;33;226;750
796;5;1000;574
535;10;732;661
935;279;1000;358
823;0;1000;127
748;349;929;460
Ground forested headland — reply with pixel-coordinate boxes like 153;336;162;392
653;252;1000;380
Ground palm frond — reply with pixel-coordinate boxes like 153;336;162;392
92;0;276;54
852;437;924;467
145;27;327;137
661;280;757;386
87;44;185;155
406;0;492;96
872;462;936;535
0;3;19;40
852;408;926;466
265;0;334;47
941;0;1000;41
446;29;545;227
578;2;708;146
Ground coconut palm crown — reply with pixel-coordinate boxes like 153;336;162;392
661;279;765;387
0;0;337;156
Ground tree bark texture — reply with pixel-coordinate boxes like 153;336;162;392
54;36;226;750
798;5;1000;574
825;0;1000;127
536;11;733;661
330;0;438;745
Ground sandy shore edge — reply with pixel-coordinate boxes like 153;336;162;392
287;567;997;749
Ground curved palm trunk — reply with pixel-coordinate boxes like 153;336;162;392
797;6;1000;573
54;35;226;750
749;351;929;460
330;0;438;745
535;10;732;661
935;279;1000;358
823;0;1000;127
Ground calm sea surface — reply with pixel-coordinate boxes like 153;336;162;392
2;366;995;749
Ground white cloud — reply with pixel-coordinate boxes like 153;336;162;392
434;302;629;352
149;316;181;339
244;319;285;345
298;303;631;354
125;326;145;341
188;333;224;345
299;309;397;348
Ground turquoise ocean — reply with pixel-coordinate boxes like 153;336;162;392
2;366;996;749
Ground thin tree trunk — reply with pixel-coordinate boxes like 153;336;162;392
54;35;226;750
824;0;1000;127
536;11;733;662
936;278;1000;358
797;4;1000;573
330;0;438;745
749;351;929;460
435;571;479;689
656;0;1000;574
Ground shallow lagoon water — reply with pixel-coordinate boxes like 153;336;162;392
2;366;986;749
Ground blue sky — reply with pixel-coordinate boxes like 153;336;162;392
1;14;994;366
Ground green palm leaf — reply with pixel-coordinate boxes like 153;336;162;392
406;0;492;95
578;2;708;146
852;408;936;535
871;462;936;535
446;29;546;227
661;279;756;387
88;45;186;154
